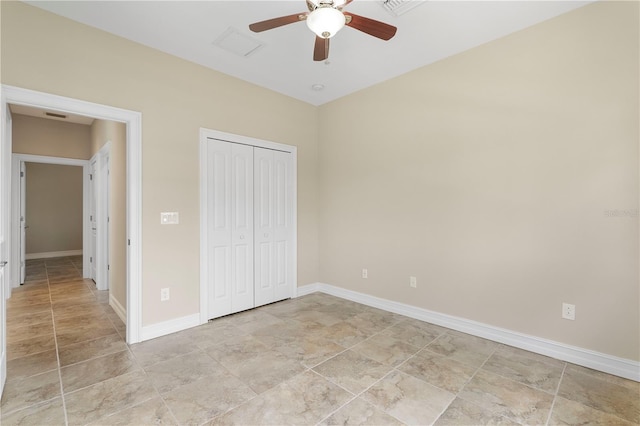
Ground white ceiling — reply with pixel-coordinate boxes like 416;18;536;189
25;1;592;106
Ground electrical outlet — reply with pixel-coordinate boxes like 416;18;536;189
410;276;417;288
362;269;368;279
562;302;575;320
161;288;170;302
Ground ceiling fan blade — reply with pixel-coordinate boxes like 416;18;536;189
313;36;329;61
345;12;397;40
249;13;306;33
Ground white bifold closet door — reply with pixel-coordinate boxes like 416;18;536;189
206;139;293;319
254;147;294;307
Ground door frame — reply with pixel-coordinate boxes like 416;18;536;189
11;155;90;281
1;85;143;344
0;87;12;397
89;156;98;282
198;128;297;324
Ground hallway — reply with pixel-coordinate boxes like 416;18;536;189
1;256;125;423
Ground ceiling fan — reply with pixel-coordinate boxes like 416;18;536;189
249;0;397;61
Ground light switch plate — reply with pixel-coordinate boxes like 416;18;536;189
161;212;179;225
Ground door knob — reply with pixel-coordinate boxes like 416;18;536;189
0;261;8;268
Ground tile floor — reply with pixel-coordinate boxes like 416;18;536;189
1;257;639;425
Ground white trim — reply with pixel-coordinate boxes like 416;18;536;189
141;313;200;342
199;128;298;324
12;154;90;283
296;282;321;297
198;137;208;325
25;250;83;260
109;293;127;324
0;89;11;398
0;350;5;397
2;85;143;344
298;283;640;382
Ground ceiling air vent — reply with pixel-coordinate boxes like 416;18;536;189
380;0;427;17
213;27;264;58
45;112;67;119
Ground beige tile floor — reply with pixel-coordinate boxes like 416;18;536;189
1;257;639;425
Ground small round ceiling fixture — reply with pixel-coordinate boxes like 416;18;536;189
311;84;325;91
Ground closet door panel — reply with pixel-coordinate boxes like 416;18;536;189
273;151;293;301
230;144;254;313
254;148;275;307
254;148;293;307
208;141;233;318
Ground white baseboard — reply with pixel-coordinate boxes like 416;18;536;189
26;250;82;260
109;294;127;324
140;313;201;342
297;282;640;382
296;282;321;297
0;350;6;397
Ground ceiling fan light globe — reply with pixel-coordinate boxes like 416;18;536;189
306;7;346;38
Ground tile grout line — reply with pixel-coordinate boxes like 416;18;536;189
433;343;499;424
545;362;568;426
99;348;180;426
292;309;435;424
74;308;161;425
307;368;362;425
45;261;70;426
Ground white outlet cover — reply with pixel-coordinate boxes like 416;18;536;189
161;287;170;301
562;302;575;320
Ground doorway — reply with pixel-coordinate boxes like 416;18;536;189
13;155;90;285
0;85;142;396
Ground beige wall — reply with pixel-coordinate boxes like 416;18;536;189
12;113;90;257
24;163;83;255
1;1;319;326
90;119;127;310
318;1;639;361
12;113;91;159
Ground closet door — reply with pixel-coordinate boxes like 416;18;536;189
207;141;254;318
254;148;293;307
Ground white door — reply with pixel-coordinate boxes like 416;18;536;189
254;148;293;307
19;162;26;284
0;197;6;397
206;140;254;318
89;159;97;281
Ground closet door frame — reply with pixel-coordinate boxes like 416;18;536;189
199;128;297;324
